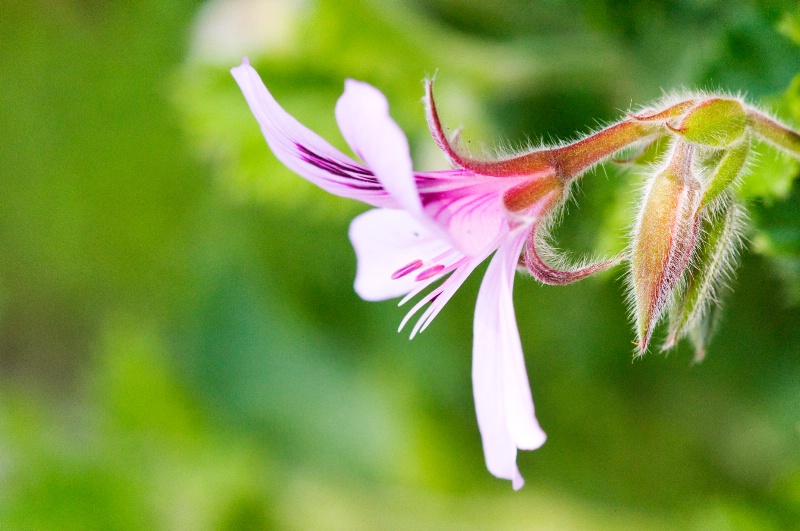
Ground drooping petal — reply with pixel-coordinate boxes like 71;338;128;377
231;60;397;208
473;230;547;490
349;208;452;301
335;80;421;213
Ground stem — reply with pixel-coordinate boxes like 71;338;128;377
426;78;666;179
551;120;659;178
435;120;659;179
747;109;800;157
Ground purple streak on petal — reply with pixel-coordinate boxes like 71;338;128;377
296;144;376;178
231;62;398;208
335;79;421;213
296;144;384;191
419;183;506;258
473;230;547;490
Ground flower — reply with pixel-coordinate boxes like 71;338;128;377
231;59;620;488
231;57;800;487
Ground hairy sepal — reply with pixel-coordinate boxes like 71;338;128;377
664;198;745;358
630;141;702;354
522;192;624;285
673;99;748;148
700;137;750;208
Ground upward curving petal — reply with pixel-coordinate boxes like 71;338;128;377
231;60;397;208
336;80;421;213
472;230;547;490
349;208;452;301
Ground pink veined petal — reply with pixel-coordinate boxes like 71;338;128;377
231;61;397;208
420;183;506;257
335;80;421;214
472;230;546;490
349;209;452;301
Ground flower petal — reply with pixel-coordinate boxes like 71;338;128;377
472;231;546;490
231;60;396;207
335;79;421;213
349;208;451;301
420;183;506;257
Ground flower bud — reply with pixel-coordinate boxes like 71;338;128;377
672;98;748;148
664;199;744;360
700;138;750;208
630;140;702;353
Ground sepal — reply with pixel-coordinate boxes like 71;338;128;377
671;99;748;148
630;140;702;353
524;223;624;285
663;199;745;357
700;138;750;208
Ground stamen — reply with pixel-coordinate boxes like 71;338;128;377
399;287;444;332
416;264;445;281
391;260;424;279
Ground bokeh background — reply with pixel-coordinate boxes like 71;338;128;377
2;0;800;528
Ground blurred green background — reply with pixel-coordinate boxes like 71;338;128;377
2;0;800;529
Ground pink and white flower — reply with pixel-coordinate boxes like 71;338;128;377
231;59;617;488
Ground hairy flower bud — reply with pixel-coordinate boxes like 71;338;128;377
630;140;702;353
664;199;744;361
672;98;748;148
700;138;750;208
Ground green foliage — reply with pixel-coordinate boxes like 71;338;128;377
1;0;800;528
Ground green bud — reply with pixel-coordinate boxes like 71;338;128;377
664;199;744;357
687;303;719;364
674;98;748;148
700;138;750;208
631;140;702;353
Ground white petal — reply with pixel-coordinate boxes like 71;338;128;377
472;231;546;489
349;209;451;301
335;80;422;213
231;61;397;207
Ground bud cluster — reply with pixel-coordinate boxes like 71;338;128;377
622;96;791;357
434;91;799;358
